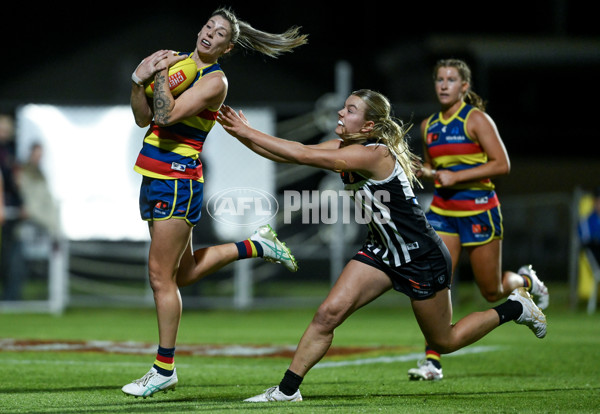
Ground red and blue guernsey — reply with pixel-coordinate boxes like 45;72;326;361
424;102;499;217
134;54;223;183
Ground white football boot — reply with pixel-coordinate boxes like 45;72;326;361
244;386;303;402
509;287;547;338
250;225;298;272
407;359;443;381
121;367;178;398
518;264;549;310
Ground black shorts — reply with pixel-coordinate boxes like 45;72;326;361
352;243;452;300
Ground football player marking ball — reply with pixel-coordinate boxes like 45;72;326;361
145;57;198;98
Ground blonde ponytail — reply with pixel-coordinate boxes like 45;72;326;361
212;8;308;58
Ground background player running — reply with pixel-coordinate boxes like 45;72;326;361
407;59;549;381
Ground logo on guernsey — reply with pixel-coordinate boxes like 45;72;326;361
426;132;439;145
406;242;420;250
171;162;186;172
444;127;465;141
475;196;489;204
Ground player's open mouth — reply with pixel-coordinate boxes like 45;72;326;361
338;120;344;126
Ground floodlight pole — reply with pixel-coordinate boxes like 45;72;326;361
330;61;352;286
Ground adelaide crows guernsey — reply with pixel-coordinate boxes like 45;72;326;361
340;141;442;268
134;55;223;183
424;102;499;216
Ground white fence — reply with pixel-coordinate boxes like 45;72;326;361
0;189;586;314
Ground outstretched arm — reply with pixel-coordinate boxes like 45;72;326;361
218;106;292;163
218;105;382;174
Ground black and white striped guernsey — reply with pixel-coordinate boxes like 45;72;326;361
340;141;442;268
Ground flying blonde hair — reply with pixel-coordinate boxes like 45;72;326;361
212;8;308;58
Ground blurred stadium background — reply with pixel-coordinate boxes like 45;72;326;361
0;1;598;314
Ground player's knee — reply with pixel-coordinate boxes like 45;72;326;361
175;267;198;287
425;334;466;354
424;337;455;354
479;287;503;302
312;303;346;333
148;275;166;292
147;266;174;293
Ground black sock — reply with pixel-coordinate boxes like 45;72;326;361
278;369;303;396
493;300;523;325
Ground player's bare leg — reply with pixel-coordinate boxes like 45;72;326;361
244;261;391;402
122;218;189;397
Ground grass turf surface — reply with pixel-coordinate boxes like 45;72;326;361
0;283;598;413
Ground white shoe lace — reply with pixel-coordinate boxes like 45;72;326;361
263;386;279;400
513;288;546;338
252;226;298;271
133;370;155;386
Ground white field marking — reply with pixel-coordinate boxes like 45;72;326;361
4;346;498;370
0;338;297;357
6;346;497;370
313;345;499;369
1;338;498;370
8;359;192;368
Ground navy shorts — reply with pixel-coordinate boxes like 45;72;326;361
426;206;503;246
352;243;452;300
139;176;203;226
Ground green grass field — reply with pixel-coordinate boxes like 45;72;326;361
0;283;599;413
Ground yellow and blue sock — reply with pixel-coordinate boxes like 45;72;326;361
153;346;175;377
521;274;532;291
426;345;442;369
235;240;263;259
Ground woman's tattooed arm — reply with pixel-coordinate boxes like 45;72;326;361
153;71;173;125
